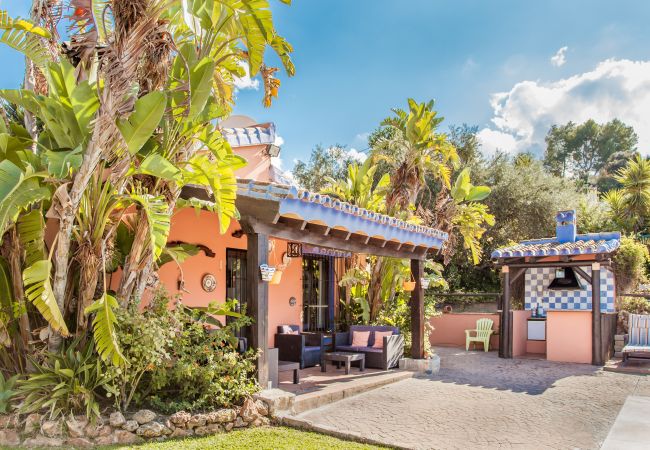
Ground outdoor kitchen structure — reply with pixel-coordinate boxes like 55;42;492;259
491;210;620;365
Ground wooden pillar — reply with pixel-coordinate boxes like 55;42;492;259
246;232;269;386
591;262;603;365
499;266;511;359
410;258;425;359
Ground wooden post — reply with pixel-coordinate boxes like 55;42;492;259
499;266;511;359
247;232;270;386
591;262;602;365
410;258;425;359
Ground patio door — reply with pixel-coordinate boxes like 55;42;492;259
302;255;332;332
226;248;247;337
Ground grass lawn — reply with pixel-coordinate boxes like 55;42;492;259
107;426;387;450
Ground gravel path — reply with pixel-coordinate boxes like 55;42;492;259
296;347;650;450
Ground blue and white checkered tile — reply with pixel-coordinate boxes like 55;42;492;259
524;266;615;312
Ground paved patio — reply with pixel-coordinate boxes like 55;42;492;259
294;346;650;449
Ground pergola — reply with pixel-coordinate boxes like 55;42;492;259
182;179;448;384
492;231;620;365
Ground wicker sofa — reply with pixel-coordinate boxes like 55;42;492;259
274;325;328;369
334;325;404;370
623;314;650;362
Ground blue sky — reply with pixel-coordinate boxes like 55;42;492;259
2;1;650;167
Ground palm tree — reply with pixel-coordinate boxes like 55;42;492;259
0;0;294;367
321;158;389;211
604;155;650;233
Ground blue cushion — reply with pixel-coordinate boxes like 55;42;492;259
304;346;321;354
336;345;382;354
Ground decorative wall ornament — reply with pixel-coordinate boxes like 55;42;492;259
289;296;297;306
286;242;302;257
260;264;276;281
201;273;217;292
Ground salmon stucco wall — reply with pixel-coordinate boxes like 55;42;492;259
546;311;592;364
155;208;302;346
234;146;273;182
429;313;500;349
512;310;532;357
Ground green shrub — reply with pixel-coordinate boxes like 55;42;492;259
0;372;18;413
16;339;116;420
618;296;650;314
613;237;650;293
104;289;176;411
147;303;258;413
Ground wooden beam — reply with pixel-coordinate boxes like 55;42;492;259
364;236;371;244
344;232;352;241
495;260;611;269
509;267;527;286
300;220;308;230
323;227;331;236
380;240;388;248
500;266;512;359
573;266;592;284
395;242;403;251
592;263;603;365
410;259;425;359
246;232;269;386
241;217;428;259
272;213;280;224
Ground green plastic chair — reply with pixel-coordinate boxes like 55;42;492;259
465;318;494;352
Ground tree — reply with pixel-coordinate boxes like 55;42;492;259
603;155;650;233
448;124;481;165
0;0;293;370
543;119;638;186
292;144;358;191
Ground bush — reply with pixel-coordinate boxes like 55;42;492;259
618;296;650;314
104;289;177;411
613;237;650;294
147;303;258;413
17;338;116;420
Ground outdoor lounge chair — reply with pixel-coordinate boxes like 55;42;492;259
334;325;404;370
465;318;494;352
274;325;328;369
622;314;650;362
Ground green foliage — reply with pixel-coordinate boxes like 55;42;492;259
0;160;49;239
148;302;258;413
618;296;650;314
23;260;69;337
117;92;167;155
85;293;126;367
17;339;116;420
612;236;650;294
293;144;359;192
544;118;638;185
603;155;650;233
103;291;176;411
322;158;389;212
0;372;18;413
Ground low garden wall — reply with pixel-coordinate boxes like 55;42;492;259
429;312;500;349
0;398;272;448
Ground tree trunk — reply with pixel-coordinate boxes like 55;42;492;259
117;209;149;304
8;229;31;351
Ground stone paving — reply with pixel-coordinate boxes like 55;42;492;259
295;347;650;450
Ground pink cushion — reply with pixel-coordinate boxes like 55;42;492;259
350;331;370;347
372;331;393;349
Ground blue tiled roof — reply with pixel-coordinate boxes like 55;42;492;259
236;179;448;251
491;232;621;259
221;123;276;147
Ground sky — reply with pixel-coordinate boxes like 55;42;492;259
2;0;650;170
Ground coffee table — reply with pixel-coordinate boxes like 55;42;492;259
321;352;365;375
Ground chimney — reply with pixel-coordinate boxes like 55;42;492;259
556;210;577;243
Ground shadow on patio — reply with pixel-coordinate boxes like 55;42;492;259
425;346;601;395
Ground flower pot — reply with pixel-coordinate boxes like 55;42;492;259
403;281;416;291
269;270;283;285
260;264;276;282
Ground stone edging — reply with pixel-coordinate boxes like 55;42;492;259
0;397;272;447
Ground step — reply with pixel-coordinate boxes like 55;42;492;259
291;370;414;414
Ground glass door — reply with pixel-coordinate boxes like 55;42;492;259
302;255;331;332
226;248;247;336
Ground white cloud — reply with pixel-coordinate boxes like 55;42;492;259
233;62;259;91
274;134;285;146
477;59;650;156
346;148;368;162
550;46;568;67
461;57;478;77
